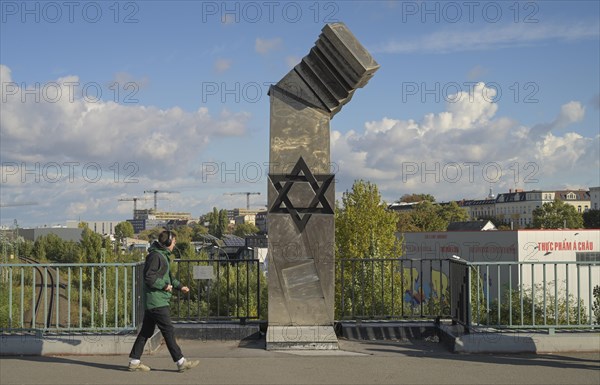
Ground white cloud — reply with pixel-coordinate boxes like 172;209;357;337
214;58;232;73
376;22;600;54
0;65;252;226
0;65;250;175
255;37;283;54
331;82;599;203
530;101;585;138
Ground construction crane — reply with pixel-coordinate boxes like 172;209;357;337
144;190;180;211
224;192;261;210
118;196;149;211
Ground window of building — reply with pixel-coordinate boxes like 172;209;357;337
576;252;600;262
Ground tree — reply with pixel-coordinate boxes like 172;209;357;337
172;224;192;243
218;209;229;236
207;207;229;238
398;193;435;203
532;199;584;229
80;227;103;263
336;181;406;319
396;211;420;232
439;201;469;224
583;209;600;229
410;201;448;231
137;227;163;242
396;200;469;232
114;221;134;246
208;207;220;237
190;223;209;241
336;180;401;259
233;223;259;237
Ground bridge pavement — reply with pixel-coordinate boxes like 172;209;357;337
1;338;598;385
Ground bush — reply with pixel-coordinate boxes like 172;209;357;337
593;285;600;325
477;281;589;326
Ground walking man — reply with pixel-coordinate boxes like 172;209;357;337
128;229;199;372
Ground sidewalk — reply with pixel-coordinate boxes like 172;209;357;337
1;337;599;385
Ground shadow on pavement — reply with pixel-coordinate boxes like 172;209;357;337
0;355;175;373
350;339;600;372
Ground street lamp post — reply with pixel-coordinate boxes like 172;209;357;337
212;245;228;261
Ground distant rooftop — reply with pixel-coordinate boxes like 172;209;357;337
447;220;496;232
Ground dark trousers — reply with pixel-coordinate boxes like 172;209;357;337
129;306;183;362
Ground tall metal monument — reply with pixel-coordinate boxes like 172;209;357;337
267;22;379;350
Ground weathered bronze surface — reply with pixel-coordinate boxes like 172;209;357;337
267;22;379;350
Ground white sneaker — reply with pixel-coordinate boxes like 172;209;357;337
177;359;199;372
128;362;151;372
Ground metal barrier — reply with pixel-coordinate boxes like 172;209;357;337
0;262;144;333
336;258;452;320
469;261;600;329
449;258;470;328
3;258;596;332
172;259;264;322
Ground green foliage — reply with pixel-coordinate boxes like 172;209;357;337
172;257;267;321
335;180;415;319
114;222;134;243
335;180;401;260
32;234;79;263
582;209;600;229
137;227;163;241
532;199;584;229
397;200;469;232
335;257;453;320
233;223;259;237
407;201;447;231
474;280;589;327
80;228;103;263
439;201;470;224
190;223;209;241
593;285;600;325
399;193;436;203
207;207;229;238
0;280;19;328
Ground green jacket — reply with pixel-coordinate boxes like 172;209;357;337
142;241;182;310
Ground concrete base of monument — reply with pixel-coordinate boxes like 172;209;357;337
266;325;339;350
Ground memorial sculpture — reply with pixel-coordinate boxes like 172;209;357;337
267;22;379;350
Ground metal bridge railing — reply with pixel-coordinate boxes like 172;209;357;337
0;262;144;333
336;258;453;320
171;259;264;322
467;261;600;330
3;258;596;332
449;258;471;328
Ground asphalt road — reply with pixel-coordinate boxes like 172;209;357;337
1;338;599;385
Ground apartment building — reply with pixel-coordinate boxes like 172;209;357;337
494;189;590;227
590;186;600;210
459;189;591;228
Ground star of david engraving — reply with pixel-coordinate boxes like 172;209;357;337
268;157;334;232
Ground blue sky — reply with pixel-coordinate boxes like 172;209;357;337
1;0;599;228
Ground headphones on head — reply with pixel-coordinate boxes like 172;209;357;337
159;230;174;248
